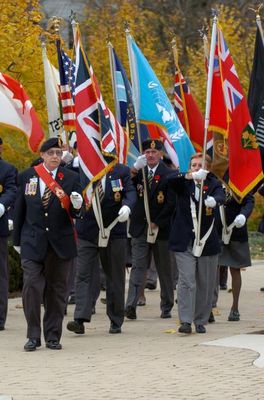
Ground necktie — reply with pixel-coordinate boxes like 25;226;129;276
97;180;104;202
42;185;52;208
42;172;53;208
148;169;154;189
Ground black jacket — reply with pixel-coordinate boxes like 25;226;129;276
168;172;225;255
129;161;176;240
76;163;137;241
13;165;83;261
0;159;17;237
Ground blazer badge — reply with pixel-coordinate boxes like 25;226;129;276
157;191;164;204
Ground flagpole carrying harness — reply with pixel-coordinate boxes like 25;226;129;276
190;197;214;257
219;205;235;245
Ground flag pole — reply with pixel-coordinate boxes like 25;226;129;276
48;16;70;147
171;37;190;136
107;41;121;122
195;10;218;254
71;20;107;241
249;4;264;45
40;37;51;138
125;24;154;238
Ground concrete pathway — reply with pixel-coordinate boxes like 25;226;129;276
0;260;264;400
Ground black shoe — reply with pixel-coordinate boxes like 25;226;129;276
100;298;106;304
68;295;76;305
195;324;206;334
160;310;172;319
220;284;227;290
67;320;85;334
208;311;215;323
137;298;146;306
125;306;137;320
145;282;157;290
178;322;192;334
109;322;122;334
260;287;264;292
228;309;240;321
46;340;62;350
24;338;41;352
0;325;5;331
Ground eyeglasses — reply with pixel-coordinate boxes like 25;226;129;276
46;150;63;157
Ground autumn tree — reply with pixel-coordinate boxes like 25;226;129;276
0;0;46;169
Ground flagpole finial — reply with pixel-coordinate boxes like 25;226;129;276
171;36;177;48
106;34;112;46
70;10;78;24
198;25;209;39
124;21;130;33
248;4;263;18
47;16;65;37
211;8;220;18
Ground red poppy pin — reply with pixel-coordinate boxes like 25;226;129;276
57;172;64;180
154;175;160;182
203;185;208;191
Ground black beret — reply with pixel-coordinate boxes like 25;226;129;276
40;138;61;152
0;137;2;145
142;139;163;151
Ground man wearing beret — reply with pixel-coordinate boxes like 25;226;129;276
125;139;176;320
13;137;84;351
0;137;17;331
67;163;137;335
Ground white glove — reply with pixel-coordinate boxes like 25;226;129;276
204;196;216;208
234;214;246;228
192;169;209;181
62;151;74;164
118;205;131;223
14;246;21;254
133;155;147;170
8;219;13;231
0;203;5;218
70;192;83;210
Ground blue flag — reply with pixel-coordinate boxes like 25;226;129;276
111;46;141;166
128;36;195;171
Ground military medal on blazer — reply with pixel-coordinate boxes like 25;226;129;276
110;178;123;202
25;176;38;196
0;184;3;193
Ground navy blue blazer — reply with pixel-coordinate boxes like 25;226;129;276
168;172;225;255
216;193;254;243
0;159;17;237
13;165;83;262
129;161;176;240
76;163;137;241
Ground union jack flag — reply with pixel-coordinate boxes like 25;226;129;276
74;27;120;207
56;40;76;130
209;24;263;199
173;69;206;151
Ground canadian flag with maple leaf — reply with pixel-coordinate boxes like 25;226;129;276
0;73;44;152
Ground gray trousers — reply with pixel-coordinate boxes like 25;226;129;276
0;237;8;327
74;237;126;328
22;246;72;341
126;234;174;312
175;246;218;325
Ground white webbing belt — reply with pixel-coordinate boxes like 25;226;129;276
219;205;235;245
92;196;119;247
190;197;214;257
